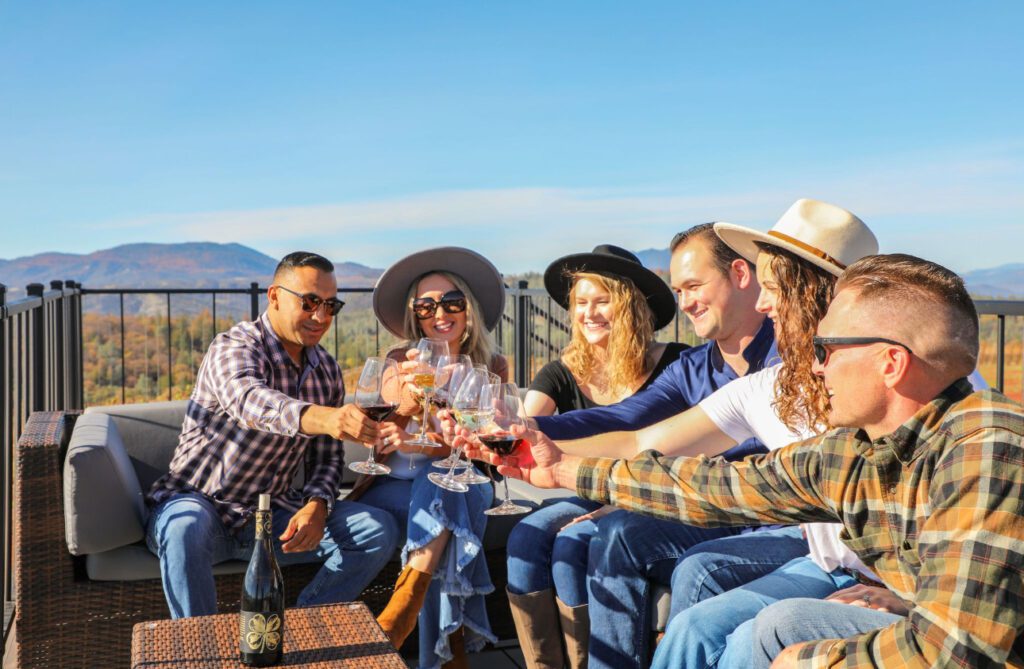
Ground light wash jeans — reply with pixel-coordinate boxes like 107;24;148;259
750;597;903;669
145;491;400;619
360;463;495;669
505;496;602;605
653;553;857;669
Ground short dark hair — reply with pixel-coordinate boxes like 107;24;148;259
274;252;335;279
670;223;748;277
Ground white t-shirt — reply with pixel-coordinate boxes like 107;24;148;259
699;364;874;578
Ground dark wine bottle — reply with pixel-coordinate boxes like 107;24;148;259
240;494;285;666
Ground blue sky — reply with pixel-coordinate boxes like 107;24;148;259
1;2;1022;274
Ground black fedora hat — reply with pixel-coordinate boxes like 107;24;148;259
543;244;676;331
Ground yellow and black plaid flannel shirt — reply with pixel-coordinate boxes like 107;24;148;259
575;379;1024;667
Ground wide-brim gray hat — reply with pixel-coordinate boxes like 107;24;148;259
543;244;676;331
373;246;507;338
714;198;878;277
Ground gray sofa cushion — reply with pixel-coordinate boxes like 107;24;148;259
64;413;149;555
85;400;189;492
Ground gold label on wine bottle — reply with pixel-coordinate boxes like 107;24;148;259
254;510;272;539
240;611;283;653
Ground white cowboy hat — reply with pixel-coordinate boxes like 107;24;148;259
714;199;878;276
372;246;506;338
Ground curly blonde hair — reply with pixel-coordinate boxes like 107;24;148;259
561;271;655;396
756;244;837;432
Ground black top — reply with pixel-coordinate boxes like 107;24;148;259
529;342;689;414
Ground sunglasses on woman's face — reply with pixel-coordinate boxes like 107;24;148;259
410;290;468;320
275;285;345;316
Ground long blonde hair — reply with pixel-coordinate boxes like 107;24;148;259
399;271;498;367
756;244;836;431
561;271;655;395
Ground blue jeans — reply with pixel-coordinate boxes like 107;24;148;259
750;598;902;669
668;525;808;619
652;554;857;669
505;496;602;606
145;491;400;619
586;512;745;669
360;464;495;669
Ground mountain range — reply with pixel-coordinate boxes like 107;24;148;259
2;242;1022;303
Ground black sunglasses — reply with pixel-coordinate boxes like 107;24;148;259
812;336;913;365
275;285;345;316
410;290;467;320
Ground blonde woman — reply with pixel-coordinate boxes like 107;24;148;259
511;245;684;669
358;247;507;669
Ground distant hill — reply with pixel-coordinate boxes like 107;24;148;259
634;248;671;271
0;242;382;292
0;242;384;315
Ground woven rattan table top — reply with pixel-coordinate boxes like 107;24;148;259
131;601;405;668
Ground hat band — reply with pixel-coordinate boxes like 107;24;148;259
767;231;846;270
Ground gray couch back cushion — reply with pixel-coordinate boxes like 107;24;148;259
85;400;189;492
64;413;150;555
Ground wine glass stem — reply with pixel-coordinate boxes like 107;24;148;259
501;462;511;502
443;445;464;482
418;393;432;439
366;446;376;467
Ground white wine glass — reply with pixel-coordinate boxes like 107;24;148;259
348;357;400;476
453;379;500;486
481;393;531;515
431;355;473;470
428;368;492;492
406;338;450;447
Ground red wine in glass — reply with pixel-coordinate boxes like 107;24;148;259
478;432;523;457
361;403;398;422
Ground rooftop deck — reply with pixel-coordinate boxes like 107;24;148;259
2;279;1023;666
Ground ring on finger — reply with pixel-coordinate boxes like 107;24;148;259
862;594;871;603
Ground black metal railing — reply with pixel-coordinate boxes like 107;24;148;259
1;280;84;628
2;278;1023;639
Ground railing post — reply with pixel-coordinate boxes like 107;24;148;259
26;284;45;413
997;314;1006;393
67;280;83;410
250;282;260;321
50;281;65;410
514;280;530;387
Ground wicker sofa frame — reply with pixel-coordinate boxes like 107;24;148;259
10;411;515;668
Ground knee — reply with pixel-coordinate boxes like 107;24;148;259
751;598;811;646
507;514;550;561
149;499;217;555
590;511;640;567
357;506;402;553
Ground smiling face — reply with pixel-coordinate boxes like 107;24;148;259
571;277;615;347
414;273;468;350
670;238;745;341
267;265;338;361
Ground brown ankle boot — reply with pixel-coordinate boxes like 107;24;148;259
556;597;589;669
508;588;565;669
376;565;433;649
441;626;468;669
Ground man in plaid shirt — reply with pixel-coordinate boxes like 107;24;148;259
145;252;400;619
475;254;1024;668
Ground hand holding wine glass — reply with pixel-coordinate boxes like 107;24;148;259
407;338;450;447
429;368;493;492
348;357;400;476
481;393;531;515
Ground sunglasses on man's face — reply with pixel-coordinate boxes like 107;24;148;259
275;285;345;316
410;290;468;320
811;336;913;365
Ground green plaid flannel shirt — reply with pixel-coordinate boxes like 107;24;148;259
575;379;1024;667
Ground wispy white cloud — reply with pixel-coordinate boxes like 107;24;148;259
95;143;1024;273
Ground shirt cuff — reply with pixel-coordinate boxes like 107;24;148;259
286;400;312;436
303;491;335;515
575;457;614;503
798;638;845;667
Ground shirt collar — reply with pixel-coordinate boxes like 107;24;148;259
710;317;778;376
259;312;321;371
855;377;975;462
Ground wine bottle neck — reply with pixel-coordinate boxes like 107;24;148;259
254;509;273;541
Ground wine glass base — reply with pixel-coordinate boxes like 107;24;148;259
348;461;391;476
432;456;468;469
407;436;442;447
455;469;490;485
484;501;531;516
427;472;469;493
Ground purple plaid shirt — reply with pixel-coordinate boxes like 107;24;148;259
147;312;346;531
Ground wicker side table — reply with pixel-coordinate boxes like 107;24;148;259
130;602;405;668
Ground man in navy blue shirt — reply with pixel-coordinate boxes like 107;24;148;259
508;224;783;669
